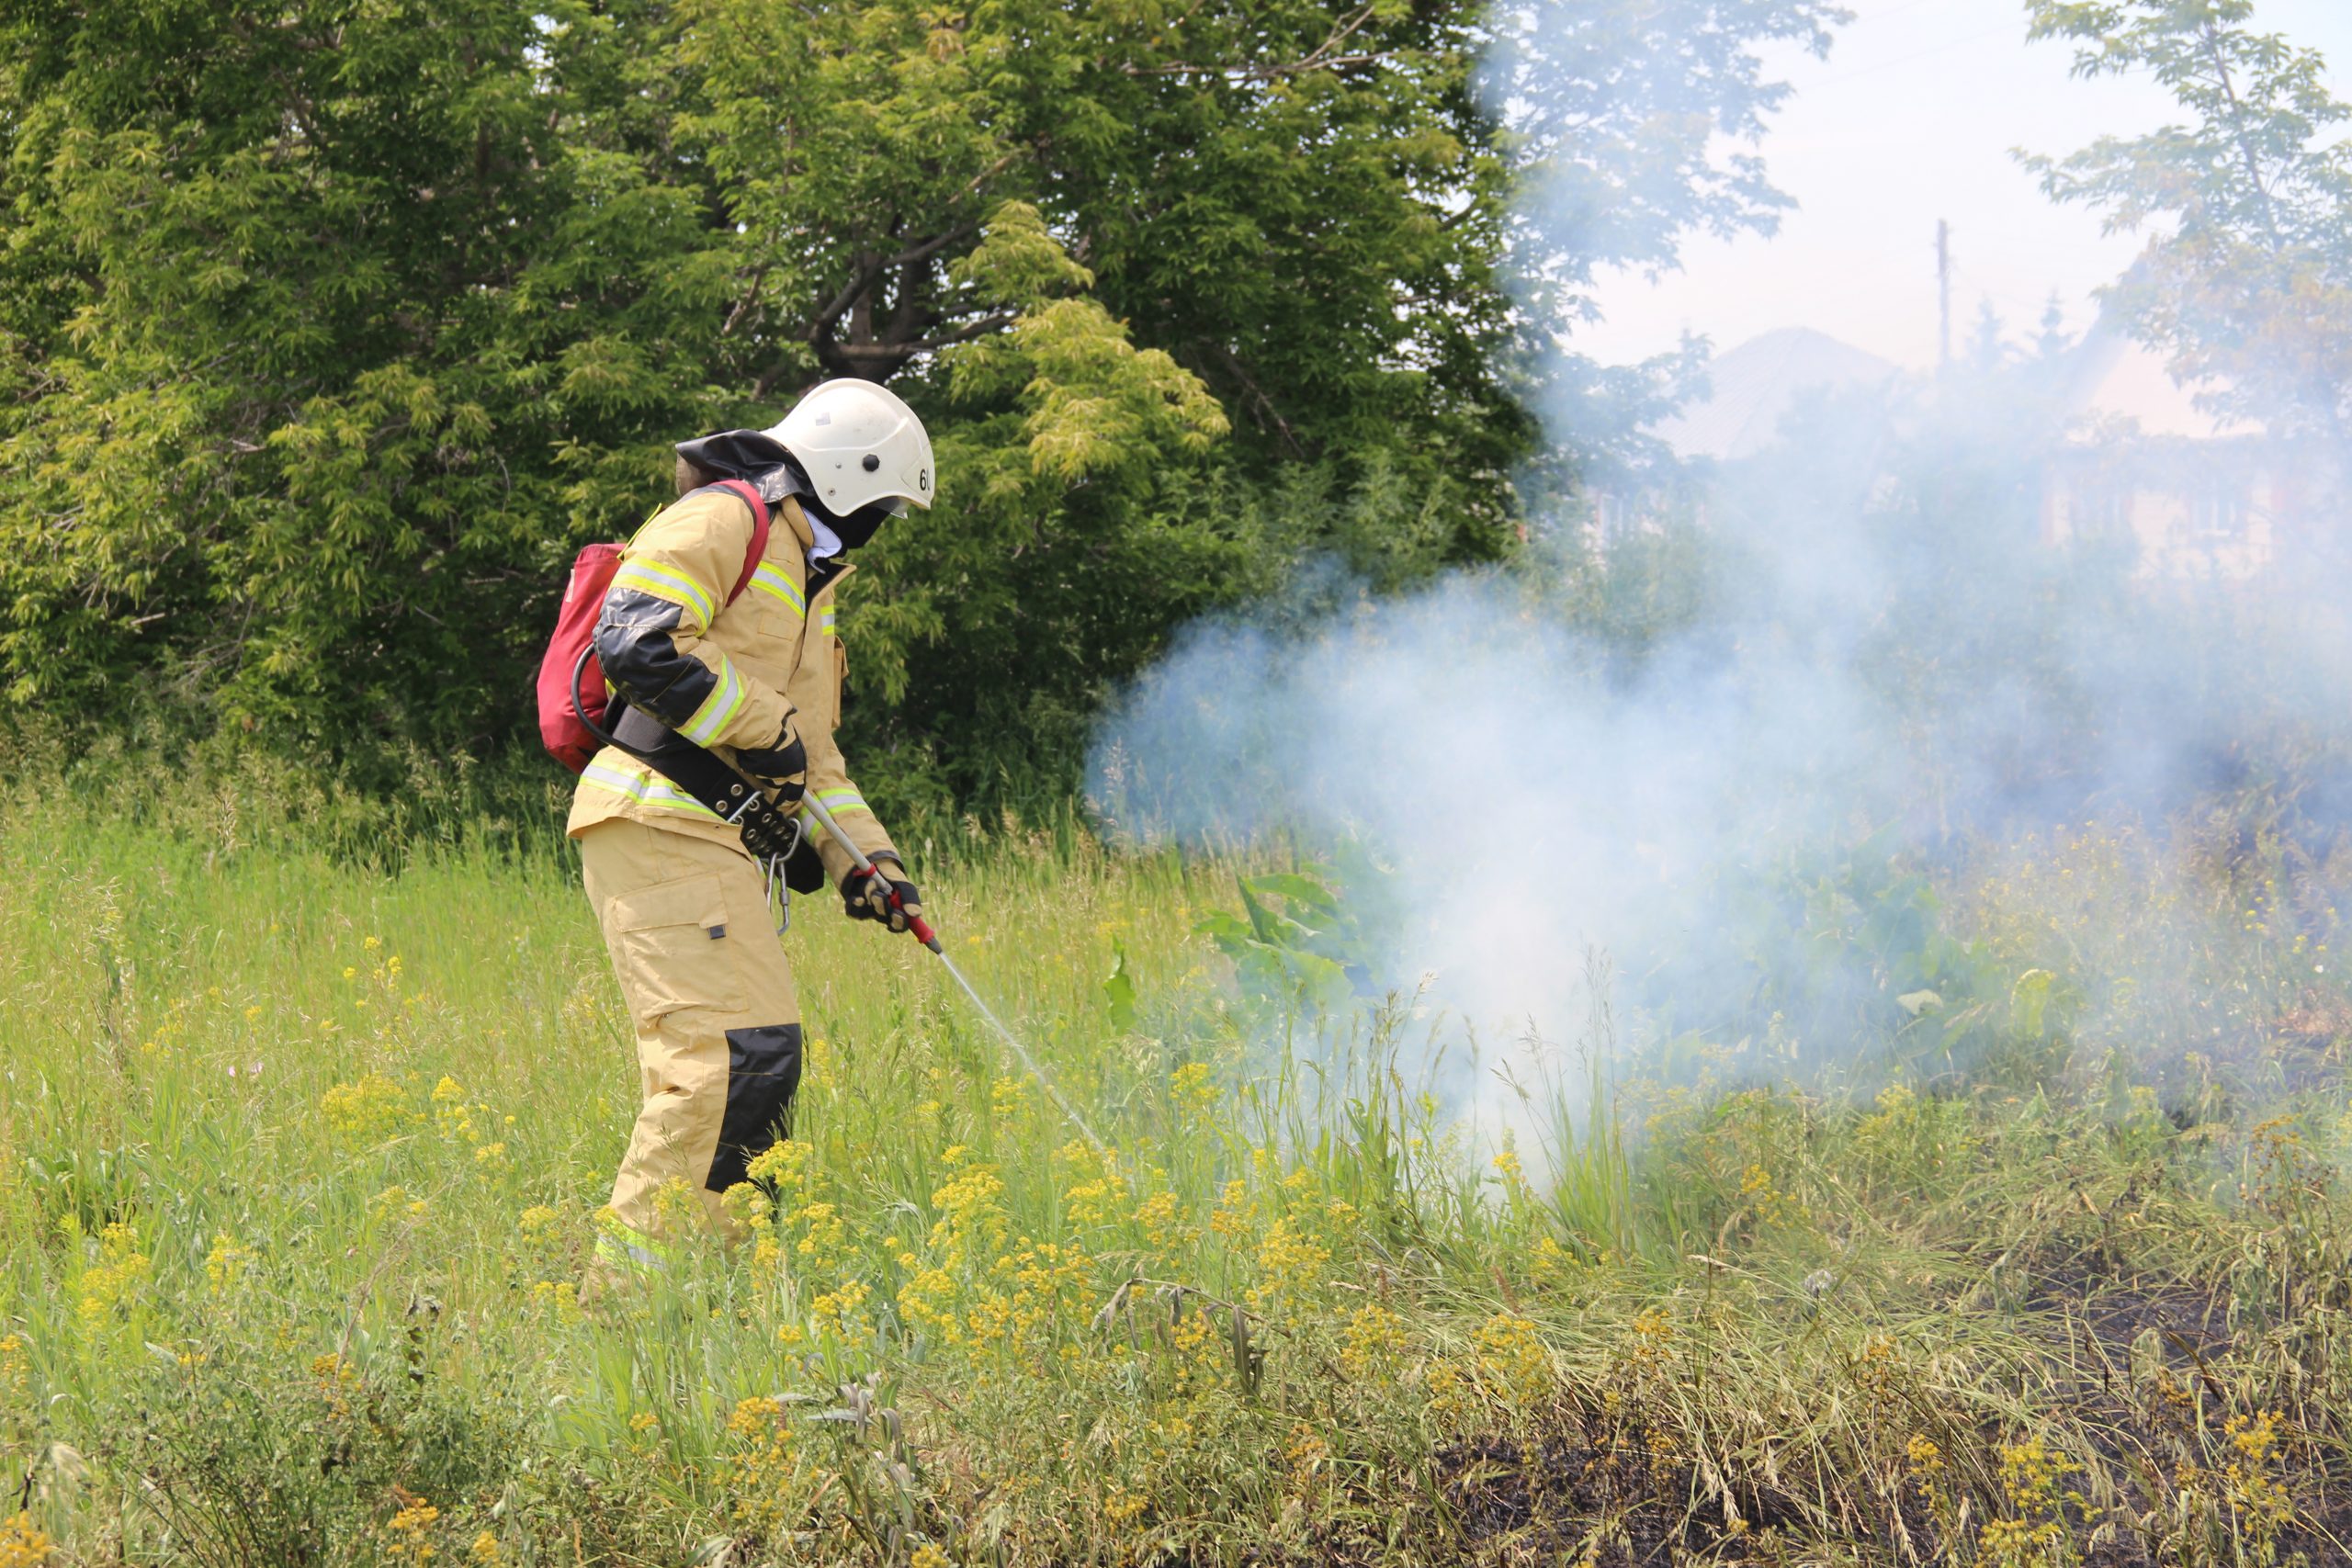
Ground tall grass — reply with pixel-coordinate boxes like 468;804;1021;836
1;784;2348;1566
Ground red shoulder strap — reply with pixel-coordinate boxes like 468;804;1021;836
712;479;773;605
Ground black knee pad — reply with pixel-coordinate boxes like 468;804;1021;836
707;1022;804;1192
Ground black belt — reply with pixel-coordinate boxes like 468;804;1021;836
571;649;808;867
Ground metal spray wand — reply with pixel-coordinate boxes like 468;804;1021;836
797;791;1113;1157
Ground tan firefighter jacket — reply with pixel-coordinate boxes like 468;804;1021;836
565;483;899;885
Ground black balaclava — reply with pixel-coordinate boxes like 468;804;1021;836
821;499;899;552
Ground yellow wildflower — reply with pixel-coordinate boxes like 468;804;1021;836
743;1138;811;1199
0;1335;28;1408
1248;1218;1330;1309
384;1496;440;1564
810;1279;870;1334
1208;1179;1255;1241
74;1220;153;1328
788;1200;846;1258
989;1076;1032;1123
203;1235;256;1298
1170;1062;1219;1118
1339;1303;1407;1382
719;1181;772;1229
925;1162;1008;1268
0;1513;53;1568
1979;1438;2078;1568
1131;1190;1193;1253
320;1074;408;1142
899;1267;963;1345
721;1396;800;1533
1473;1313;1552;1407
311;1352;360;1417
2221;1410;2292;1546
529;1281;584;1326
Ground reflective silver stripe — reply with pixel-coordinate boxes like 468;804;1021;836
750;561;806;617
611;558;717;630
808;787;870;818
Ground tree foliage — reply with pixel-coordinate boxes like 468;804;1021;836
0;0;1838;809
2026;0;2352;454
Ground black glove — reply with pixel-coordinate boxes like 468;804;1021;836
735;727;808;801
842;858;922;933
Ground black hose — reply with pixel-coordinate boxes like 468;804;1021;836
570;646;628;752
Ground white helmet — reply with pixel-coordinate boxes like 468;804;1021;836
764;378;934;515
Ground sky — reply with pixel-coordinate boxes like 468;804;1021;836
1575;0;2352;371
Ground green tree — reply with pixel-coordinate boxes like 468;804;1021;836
0;0;1848;813
0;0;731;750
2026;0;2352;451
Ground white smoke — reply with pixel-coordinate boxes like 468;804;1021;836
1085;6;2352;1146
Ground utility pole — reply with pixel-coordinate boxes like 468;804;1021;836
1936;220;1952;371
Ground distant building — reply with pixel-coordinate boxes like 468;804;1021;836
2039;326;2281;581
1633;321;2284;581
1588;328;1902;541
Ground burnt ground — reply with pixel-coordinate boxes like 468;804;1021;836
1398;1272;2352;1568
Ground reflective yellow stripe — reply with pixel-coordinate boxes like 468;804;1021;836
678;660;746;746
749;562;806;618
594;1226;676;1276
612;558;717;630
580;762;718;819
820;608;837;637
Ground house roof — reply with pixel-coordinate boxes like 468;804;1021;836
1652;327;1903;461
1648;318;2258;467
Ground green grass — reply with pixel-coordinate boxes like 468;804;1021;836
2;789;2349;1567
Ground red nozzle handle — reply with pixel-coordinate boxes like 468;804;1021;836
880;884;943;953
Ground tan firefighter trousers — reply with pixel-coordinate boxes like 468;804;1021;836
578;818;801;1279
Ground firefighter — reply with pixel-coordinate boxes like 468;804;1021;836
569;378;933;1285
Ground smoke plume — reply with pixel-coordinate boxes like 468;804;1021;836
1086;7;2352;1145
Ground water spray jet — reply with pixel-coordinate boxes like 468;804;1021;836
799;790;1114;1159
